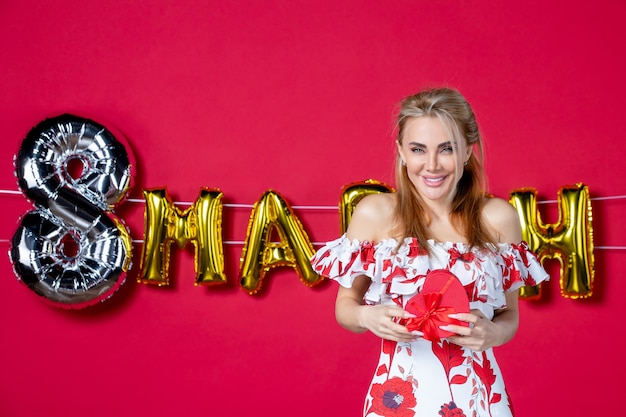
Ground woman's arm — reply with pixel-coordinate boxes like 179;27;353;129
334;194;420;343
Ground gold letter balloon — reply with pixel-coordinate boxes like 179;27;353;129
239;190;321;294
139;188;227;287
509;183;594;299
339;179;394;234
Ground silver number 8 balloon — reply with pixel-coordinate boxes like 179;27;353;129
10;114;135;309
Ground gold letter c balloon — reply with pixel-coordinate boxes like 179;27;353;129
509;183;594;299
339;179;394;234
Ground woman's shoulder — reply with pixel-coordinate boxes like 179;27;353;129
346;192;397;242
481;196;522;243
354;192;396;214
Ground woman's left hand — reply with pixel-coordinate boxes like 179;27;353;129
441;310;505;351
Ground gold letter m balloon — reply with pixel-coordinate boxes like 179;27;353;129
139;188;226;286
509;183;594;299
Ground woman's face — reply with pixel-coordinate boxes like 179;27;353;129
397;116;471;208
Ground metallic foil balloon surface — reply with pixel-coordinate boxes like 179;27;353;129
509;183;594;299
10;114;135;309
139;188;227;286
340;180;394;234
239;190;322;294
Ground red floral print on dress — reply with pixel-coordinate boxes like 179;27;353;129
432;341;469;390
312;249;360;277
512;242;530;267
472;351;502;408
381;338;397;370
447;247;476;268
385;265;408;283
311;249;334;276
361;242;376;267
438;401;467;416
368;377;417;417
407;238;421;258
524;274;537;287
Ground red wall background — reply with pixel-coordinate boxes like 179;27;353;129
1;1;624;416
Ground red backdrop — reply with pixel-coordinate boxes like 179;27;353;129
1;1;624;416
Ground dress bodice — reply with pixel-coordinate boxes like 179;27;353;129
311;234;549;319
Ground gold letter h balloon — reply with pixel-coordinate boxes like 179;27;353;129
509;183;595;299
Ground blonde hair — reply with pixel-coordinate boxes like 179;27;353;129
393;87;494;251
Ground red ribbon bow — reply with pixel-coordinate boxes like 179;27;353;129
402;271;468;342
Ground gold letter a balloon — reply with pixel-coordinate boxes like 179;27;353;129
239;190;322;294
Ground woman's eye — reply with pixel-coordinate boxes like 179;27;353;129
410;147;424;153
441;146;454;153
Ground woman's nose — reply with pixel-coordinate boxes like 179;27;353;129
425;153;439;171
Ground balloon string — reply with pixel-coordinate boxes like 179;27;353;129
0;239;625;250
3;188;626;207
2;188;626;247
538;194;626;204
128;199;339;210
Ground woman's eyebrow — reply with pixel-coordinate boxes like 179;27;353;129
406;140;453;148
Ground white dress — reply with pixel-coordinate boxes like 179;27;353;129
311;235;549;417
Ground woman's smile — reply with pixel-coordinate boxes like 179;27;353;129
422;175;447;186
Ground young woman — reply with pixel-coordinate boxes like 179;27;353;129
311;87;549;416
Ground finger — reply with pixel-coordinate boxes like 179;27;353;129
391;323;421;337
386;305;416;318
440;324;472;336
396;332;421;342
448;312;478;324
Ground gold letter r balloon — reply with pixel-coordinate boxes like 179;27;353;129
509;183;595;299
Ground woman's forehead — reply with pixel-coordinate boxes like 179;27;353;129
402;116;457;141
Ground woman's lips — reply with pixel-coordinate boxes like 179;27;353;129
422;175;446;185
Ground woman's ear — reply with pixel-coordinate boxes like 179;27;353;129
464;144;473;163
396;140;406;165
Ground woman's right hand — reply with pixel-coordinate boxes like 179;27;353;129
335;277;422;342
358;304;422;342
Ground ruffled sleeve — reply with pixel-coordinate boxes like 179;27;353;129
310;234;430;304
499;241;550;292
309;234;374;288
